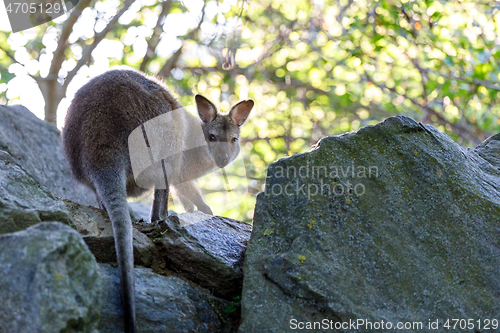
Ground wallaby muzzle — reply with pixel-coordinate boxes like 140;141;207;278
211;142;237;168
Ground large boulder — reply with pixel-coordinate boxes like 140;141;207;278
65;199;251;302
239;116;500;332
0;222;102;333
157;211;251;298
0;150;72;234
98;264;222;333
0;105;96;207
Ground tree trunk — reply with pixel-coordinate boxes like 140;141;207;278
39;77;64;126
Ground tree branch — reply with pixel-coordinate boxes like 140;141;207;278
158;46;184;78
43;0;92;124
49;0;92;79
404;52;430;122
363;74;482;144
0;65;10;74
140;0;174;72
402;51;494;139
157;0;207;79
0;46;46;83
63;0;135;90
0;46;17;64
180;66;219;73
420;66;500;92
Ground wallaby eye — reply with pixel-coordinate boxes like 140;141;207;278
209;134;217;142
232;137;238;143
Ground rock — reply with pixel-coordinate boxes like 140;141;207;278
128;202;152;222
0;105;96;207
0;150;72;234
83;229;157;267
158;211;251;298
473;132;500;167
62;198;111;237
63;199;158;267
98;264;221;333
239;116;500;332
0;222;101;333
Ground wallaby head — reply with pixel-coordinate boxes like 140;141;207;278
195;95;254;168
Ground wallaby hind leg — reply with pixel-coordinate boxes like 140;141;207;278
173;181;213;215
92;168;136;333
151;188;169;222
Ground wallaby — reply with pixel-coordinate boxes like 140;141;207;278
62;69;253;332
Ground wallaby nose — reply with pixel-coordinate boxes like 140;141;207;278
215;153;230;168
212;143;233;168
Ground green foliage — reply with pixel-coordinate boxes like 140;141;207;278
223;296;241;313
1;0;500;221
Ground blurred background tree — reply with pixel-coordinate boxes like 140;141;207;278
1;0;500;221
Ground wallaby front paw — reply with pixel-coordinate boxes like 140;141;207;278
198;205;213;215
150;211;166;223
185;203;195;213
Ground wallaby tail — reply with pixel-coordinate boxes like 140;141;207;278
92;168;136;333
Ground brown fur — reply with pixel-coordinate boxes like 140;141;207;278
63;70;180;198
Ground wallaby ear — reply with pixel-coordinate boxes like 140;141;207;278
195;95;217;123
229;99;254;127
